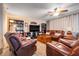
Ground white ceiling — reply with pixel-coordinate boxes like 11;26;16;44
5;3;79;20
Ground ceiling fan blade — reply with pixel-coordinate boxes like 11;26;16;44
60;9;68;12
54;8;57;11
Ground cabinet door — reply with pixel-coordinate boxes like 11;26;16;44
41;23;47;33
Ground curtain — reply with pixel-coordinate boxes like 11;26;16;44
49;13;79;32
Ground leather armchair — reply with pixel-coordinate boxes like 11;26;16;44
4;32;37;56
46;41;79;56
4;32;16;50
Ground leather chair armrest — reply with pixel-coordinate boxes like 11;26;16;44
16;45;30;56
59;39;75;48
71;46;79;56
16;40;37;56
46;42;72;56
20;40;37;48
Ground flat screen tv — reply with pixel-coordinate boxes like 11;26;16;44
29;25;40;32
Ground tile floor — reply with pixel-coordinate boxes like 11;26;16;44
33;41;46;56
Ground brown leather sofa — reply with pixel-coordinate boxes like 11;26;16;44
47;30;65;41
47;30;65;36
4;32;37;56
46;41;79;56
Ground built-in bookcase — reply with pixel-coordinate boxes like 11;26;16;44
9;19;24;33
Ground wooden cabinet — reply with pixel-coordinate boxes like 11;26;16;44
37;34;52;44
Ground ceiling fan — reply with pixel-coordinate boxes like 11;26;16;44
39;7;68;19
48;7;68;16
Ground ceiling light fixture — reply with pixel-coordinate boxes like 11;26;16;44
53;12;60;16
10;20;14;23
48;7;68;16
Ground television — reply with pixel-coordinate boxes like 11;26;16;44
29;25;40;32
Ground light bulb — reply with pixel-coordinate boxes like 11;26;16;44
10;20;14;23
53;12;60;16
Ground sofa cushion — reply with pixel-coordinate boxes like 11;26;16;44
55;33;61;36
46;32;50;35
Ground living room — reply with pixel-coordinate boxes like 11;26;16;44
0;3;79;56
